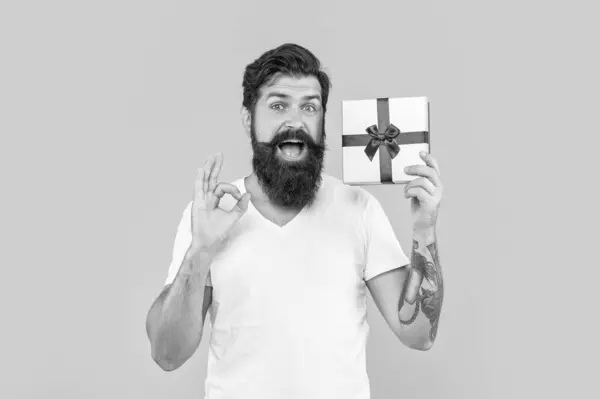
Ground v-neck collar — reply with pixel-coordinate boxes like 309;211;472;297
240;174;311;231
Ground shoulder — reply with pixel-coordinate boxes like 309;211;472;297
320;173;376;213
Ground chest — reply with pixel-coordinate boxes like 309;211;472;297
251;200;301;227
208;214;367;325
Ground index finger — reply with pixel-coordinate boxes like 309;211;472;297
421;151;441;178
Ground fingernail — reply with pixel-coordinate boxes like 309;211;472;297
420;151;427;156
404;166;409;173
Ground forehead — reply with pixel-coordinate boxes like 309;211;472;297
259;74;321;98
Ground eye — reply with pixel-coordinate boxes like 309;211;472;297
271;103;286;111
303;104;317;112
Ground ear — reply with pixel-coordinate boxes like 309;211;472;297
241;106;251;137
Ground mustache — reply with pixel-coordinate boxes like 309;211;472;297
268;128;319;147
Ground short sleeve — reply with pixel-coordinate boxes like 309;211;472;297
363;195;410;281
164;201;213;287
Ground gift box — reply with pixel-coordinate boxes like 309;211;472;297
341;96;430;185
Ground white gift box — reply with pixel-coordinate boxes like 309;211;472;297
341;96;430;185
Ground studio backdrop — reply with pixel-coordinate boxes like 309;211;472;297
1;0;597;398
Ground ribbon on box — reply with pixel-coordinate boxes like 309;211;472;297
342;98;430;183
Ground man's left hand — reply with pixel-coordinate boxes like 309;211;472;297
403;151;443;232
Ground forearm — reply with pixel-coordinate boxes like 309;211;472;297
146;243;215;370
397;227;444;350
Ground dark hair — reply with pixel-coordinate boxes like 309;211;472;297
242;43;332;113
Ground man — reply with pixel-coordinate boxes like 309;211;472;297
145;43;444;399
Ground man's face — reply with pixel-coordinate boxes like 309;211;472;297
249;74;327;210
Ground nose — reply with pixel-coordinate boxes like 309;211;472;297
284;107;306;130
284;120;304;130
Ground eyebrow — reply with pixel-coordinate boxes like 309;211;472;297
264;92;322;102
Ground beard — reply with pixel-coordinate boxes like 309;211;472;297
250;117;327;210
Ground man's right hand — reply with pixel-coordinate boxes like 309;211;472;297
190;152;251;250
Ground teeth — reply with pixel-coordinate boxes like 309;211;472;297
279;142;303;158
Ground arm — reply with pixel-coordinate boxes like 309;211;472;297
146;152;251;371
367;152;444;350
398;227;443;349
366;227;443;351
145;243;215;371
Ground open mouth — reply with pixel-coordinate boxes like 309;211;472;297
277;139;307;159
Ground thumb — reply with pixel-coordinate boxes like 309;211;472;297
232;193;251;214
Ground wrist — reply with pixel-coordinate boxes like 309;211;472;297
181;242;218;282
413;225;436;246
189;238;221;254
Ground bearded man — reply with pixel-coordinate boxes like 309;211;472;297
146;43;445;399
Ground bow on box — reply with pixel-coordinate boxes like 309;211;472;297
363;123;402;161
342;97;430;183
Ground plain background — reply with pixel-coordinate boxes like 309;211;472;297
1;0;598;398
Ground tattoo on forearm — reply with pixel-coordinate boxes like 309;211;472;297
398;239;444;341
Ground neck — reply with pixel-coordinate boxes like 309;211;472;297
244;173;304;214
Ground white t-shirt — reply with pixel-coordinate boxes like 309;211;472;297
164;173;409;399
